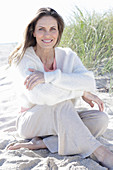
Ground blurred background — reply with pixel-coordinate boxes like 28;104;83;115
0;0;113;43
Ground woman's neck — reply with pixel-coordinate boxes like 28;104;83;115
34;45;55;66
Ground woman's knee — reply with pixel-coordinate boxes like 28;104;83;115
92;111;109;137
16;114;36;139
17;122;34;139
99;111;109;129
81;110;109;137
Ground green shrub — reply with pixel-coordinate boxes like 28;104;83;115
60;7;113;74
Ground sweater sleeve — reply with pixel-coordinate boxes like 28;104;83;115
44;52;96;92
12;58;83;106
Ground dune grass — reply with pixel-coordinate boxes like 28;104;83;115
60;7;113;75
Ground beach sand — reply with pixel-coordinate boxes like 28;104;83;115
0;43;113;170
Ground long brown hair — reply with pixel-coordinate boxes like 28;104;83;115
8;7;64;65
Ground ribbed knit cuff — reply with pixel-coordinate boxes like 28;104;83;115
44;69;61;83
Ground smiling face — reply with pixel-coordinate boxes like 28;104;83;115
33;16;59;50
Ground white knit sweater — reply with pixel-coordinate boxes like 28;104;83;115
11;46;96;108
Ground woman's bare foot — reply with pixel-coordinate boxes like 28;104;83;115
7;137;47;150
93;145;113;169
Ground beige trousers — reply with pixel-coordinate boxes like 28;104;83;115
16;100;109;158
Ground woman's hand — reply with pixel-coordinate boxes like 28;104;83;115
82;91;104;112
24;68;45;90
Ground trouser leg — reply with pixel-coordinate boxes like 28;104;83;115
78;110;109;138
16;104;57;139
16;101;103;158
53;100;102;157
43;108;109;154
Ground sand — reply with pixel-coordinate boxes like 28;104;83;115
0;43;113;170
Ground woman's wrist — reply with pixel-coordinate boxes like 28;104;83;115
83;91;91;98
83;91;87;97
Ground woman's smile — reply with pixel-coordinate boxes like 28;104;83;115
42;39;53;43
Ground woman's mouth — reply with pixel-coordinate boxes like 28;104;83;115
42;39;53;43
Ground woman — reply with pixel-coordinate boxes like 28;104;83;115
8;7;113;169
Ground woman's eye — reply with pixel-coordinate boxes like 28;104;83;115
51;27;56;30
39;28;44;31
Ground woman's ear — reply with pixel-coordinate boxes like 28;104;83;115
33;32;36;37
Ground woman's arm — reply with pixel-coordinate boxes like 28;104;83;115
44;54;96;92
24;69;103;111
12;61;83;106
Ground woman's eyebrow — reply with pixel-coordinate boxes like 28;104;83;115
37;25;57;28
38;26;44;28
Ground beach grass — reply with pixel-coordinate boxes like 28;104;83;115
60;7;113;75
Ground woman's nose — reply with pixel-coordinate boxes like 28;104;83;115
44;31;50;36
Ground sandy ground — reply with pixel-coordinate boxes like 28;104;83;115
0;43;113;170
